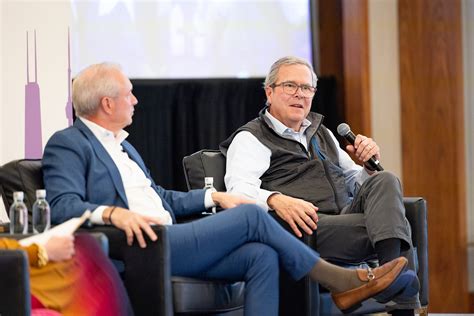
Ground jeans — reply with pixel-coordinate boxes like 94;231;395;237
168;204;320;316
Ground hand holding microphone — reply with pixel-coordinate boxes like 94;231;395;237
337;123;384;172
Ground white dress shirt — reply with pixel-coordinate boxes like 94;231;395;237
80;117;215;225
0;193;9;223
224;110;370;210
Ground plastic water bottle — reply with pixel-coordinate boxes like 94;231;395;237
32;189;51;233
204;177;217;214
9;191;28;234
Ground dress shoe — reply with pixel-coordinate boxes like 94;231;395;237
331;256;408;313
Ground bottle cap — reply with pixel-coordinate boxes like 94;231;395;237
36;189;46;199
13;191;24;201
204;177;214;186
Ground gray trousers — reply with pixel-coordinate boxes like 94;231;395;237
316;171;420;309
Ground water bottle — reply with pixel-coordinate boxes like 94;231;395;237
9;191;28;234
32;189;51;233
204;177;217;214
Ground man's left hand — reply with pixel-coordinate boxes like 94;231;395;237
211;192;256;209
346;134;381;172
107;207;164;248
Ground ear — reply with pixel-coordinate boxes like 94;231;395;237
265;86;273;106
100;96;114;115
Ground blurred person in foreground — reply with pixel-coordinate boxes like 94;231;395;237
0;234;132;315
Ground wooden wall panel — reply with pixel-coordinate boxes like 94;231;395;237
318;0;345;125
342;0;371;136
399;0;468;312
318;0;370;136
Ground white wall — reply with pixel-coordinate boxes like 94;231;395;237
1;0;72;165
0;1;4;164
368;0;402;179
0;0;7;222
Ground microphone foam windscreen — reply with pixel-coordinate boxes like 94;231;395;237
337;123;350;136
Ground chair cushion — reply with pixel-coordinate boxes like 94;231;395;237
172;276;244;314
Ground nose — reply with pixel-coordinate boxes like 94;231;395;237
132;93;138;106
293;87;304;98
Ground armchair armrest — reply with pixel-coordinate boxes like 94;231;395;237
403;197;429;307
0;250;31;316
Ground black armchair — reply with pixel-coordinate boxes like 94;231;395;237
0;159;244;316
182;149;429;316
0;249;30;316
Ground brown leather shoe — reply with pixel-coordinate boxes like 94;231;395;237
331;257;408;312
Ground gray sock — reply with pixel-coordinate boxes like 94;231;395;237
309;259;365;293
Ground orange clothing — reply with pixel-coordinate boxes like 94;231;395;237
0;238;42;266
0;235;132;315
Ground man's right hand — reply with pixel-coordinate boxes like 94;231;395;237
106;207;165;248
267;194;318;238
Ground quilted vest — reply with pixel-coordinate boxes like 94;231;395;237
220;108;351;214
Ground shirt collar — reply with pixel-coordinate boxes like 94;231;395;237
79;117;129;145
264;109;312;136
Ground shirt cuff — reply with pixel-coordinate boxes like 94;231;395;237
90;205;107;225
262;191;280;211
204;189;217;208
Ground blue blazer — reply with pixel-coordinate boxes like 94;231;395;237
43;119;206;224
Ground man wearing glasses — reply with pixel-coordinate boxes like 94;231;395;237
220;56;419;315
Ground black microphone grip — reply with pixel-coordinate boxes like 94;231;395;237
337;123;384;172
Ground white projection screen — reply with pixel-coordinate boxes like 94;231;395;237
71;0;313;79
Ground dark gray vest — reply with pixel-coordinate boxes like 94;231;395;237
220;108;351;214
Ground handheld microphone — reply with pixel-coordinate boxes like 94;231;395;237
337;123;384;171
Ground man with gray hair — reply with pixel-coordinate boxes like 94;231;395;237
43;62;415;315
220;56;419;315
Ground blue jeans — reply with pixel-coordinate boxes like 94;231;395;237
167;204;320;316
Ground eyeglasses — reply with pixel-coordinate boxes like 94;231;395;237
270;81;317;97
